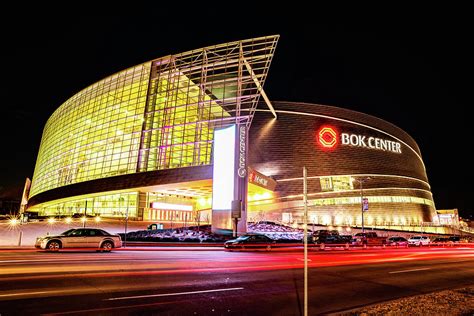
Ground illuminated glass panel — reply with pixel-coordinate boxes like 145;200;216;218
320;177;333;191
28;192;138;218
320;176;353;192
30;64;150;197
309;196;434;207
30;36;279;198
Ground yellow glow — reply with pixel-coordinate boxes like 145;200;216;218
196;197;212;210
400;216;406;225
47;218;56;224
367;216;374;225
262;192;272;199
65;217;72;224
81;216;87;223
94;216;101;222
247;184;274;205
9;218;19;226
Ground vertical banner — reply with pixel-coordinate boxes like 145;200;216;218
211;124;248;235
211;125;236;234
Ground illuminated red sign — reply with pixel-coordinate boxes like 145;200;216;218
318;126;338;148
317;126;402;153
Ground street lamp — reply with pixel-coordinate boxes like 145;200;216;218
8;216;23;246
353;176;371;233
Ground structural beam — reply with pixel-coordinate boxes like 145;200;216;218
243;58;277;119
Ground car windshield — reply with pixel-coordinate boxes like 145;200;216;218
410;236;421;239
60;229;77;236
235;236;251;241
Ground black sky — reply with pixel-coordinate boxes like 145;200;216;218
1;8;472;217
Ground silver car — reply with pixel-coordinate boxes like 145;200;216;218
35;228;122;252
407;235;431;246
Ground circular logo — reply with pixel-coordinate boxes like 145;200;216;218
318;126;338;148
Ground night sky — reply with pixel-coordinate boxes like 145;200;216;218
1;9;472;218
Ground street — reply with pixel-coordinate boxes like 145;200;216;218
1;247;474;315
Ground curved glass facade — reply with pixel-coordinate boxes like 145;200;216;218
30;63;150;197
30;36;279;198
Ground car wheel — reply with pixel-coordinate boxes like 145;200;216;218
47;240;61;252
101;241;113;252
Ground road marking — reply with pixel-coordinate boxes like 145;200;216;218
389;268;431;274
104;287;244;301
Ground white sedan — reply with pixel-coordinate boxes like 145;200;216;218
407;235;431;246
35;228;122;252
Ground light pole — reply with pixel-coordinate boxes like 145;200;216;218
124;206;129;248
353;177;371;233
303;167;308;316
83;200;88;228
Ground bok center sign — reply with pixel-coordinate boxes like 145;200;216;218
318;126;402;154
341;133;401;154
237;125;247;178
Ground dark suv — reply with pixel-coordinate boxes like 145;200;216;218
312;230;351;244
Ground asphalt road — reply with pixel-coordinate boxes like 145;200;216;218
0;247;473;315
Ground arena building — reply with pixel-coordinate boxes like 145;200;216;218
25;36;437;231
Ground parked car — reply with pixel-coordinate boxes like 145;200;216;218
313;234;352;244
386;236;409;247
448;236;461;243
224;234;276;251
35;228;122;252
352;232;387;246
432;236;463;245
407;235;430;246
431;237;450;244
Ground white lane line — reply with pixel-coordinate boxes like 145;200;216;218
389;268;431;274
104;287;244;301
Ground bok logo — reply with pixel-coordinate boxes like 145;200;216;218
318;126;338;148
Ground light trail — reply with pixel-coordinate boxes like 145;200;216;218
389;267;432;274
104;287;244;301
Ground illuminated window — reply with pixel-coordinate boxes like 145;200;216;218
28;192;138;219
309;196;434;207
320;177;333;191
320;176;353;192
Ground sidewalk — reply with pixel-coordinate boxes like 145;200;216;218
332;285;474;315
